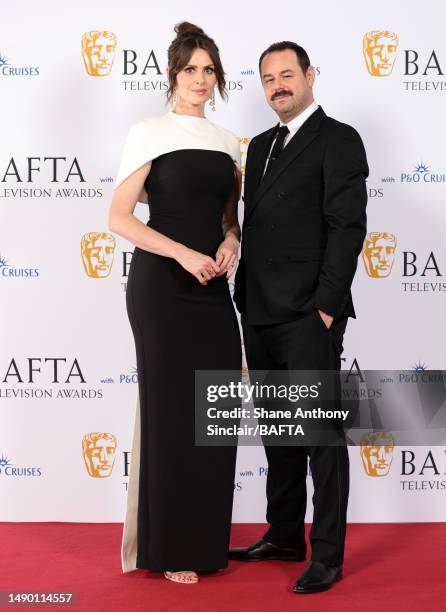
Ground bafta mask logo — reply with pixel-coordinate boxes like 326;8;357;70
240;137;250;178
362;232;397;278
363;31;399;77
360;431;394;477
81;232;116;278
81;31;117;76
82;432;117;478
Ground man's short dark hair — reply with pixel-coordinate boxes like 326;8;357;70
259;41;311;76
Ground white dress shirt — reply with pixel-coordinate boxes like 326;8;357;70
263;100;319;175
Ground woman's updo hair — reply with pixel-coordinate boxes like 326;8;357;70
166;21;227;103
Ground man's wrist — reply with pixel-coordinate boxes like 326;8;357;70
318;308;334;319
317;309;334;328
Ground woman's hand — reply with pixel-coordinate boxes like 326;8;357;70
215;235;240;278
175;246;221;285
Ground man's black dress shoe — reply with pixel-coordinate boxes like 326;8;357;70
229;539;306;562
293;560;342;593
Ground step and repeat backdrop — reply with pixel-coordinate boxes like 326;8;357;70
1;0;445;522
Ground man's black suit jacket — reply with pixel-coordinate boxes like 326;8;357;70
233;106;369;325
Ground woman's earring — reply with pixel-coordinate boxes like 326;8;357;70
171;89;177;106
209;89;216;112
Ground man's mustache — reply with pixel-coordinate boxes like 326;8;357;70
271;89;292;101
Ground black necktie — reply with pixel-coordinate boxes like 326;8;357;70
263;125;289;178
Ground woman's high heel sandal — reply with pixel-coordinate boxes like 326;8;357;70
164;571;199;584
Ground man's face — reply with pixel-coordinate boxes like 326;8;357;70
362;443;394;476
83;237;115;278
260;49;315;122
363;237;396;278
365;34;398;76
85;437;116;477
83;34;116;76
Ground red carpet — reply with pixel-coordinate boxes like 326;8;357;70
0;523;444;611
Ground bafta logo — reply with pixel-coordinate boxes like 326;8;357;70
81;232;116;278
82;432;117;478
360;432;394;477
363;30;399;76
81;31;117;76
240;137;250;178
362;232;397;278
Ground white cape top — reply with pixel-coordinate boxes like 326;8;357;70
114;111;241;204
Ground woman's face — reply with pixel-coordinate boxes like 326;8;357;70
173;48;217;108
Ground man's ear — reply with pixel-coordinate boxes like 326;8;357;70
306;66;316;87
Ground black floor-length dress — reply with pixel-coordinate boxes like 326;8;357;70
114;111;242;572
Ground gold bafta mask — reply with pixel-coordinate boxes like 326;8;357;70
81;232;116;278
360;431;394;477
81;31;117;76
363;31;399;76
240;137;250;178
82;432;117;478
362;232;397;278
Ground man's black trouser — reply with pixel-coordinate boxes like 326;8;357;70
241;310;349;567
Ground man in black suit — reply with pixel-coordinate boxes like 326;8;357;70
230;41;368;593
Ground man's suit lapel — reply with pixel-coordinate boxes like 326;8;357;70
245;126;277;203
246;106;326;221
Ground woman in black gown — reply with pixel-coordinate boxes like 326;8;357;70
109;22;242;584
